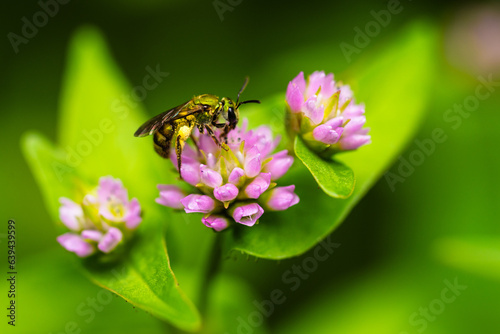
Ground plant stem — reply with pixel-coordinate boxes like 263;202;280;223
200;232;222;314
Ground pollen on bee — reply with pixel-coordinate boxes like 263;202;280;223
178;125;192;140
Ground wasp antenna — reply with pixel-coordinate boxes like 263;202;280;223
238;99;261;107
237;77;250;104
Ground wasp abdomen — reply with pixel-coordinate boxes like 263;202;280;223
153;124;174;158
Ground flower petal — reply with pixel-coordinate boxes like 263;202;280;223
98;227;123;253
340;134;371;150
81;229;103;242
59;197;83;231
98;176;128;204
303;96;324;125
156;185;185;209
57;233;94;257
125;198;142;229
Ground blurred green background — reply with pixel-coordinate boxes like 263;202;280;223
1;0;500;333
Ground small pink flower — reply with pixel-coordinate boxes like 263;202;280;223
156;121;297;231
97;176;142;229
232;203;264;226
181;194;216;213
156;185;185;209
286;71;371;154
56;176;142;257
266;185;300;211
202;215;229;232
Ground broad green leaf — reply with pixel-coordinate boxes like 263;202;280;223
1;249;166;334
435;236;500;281
225;20;437;259
57;25;166;196
294;136;354;198
21;132;78;220
21;27;201;331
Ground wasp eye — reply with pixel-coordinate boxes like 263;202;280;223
228;107;236;124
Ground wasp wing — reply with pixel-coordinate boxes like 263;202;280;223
134;101;203;137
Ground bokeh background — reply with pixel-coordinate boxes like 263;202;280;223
1;0;500;333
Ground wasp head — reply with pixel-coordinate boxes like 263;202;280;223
220;97;239;129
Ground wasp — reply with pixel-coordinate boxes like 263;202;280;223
134;78;260;176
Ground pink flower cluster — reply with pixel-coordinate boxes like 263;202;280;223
156;120;299;231
286;71;370;154
57;177;142;257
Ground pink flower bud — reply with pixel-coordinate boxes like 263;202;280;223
156;185;185;209
181;194;215;213
57;233;95;258
244;173;271;199
264;150;294;180
266;185;300;211
200;164;223;188
232;203;264;226
202;215;229;232
214;183;239;202
98;227;123;253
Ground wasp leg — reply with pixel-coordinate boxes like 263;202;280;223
175;135;184;178
175;119;196;179
204;125;221;146
213;123;226;128
205;125;229;151
220;125;231;145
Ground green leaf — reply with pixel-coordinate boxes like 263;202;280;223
21;27;201;331
294;136;354;198
5;249;167;334
21;132;78;220
57;25;167;196
435;236;500;281
225;20;437;259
